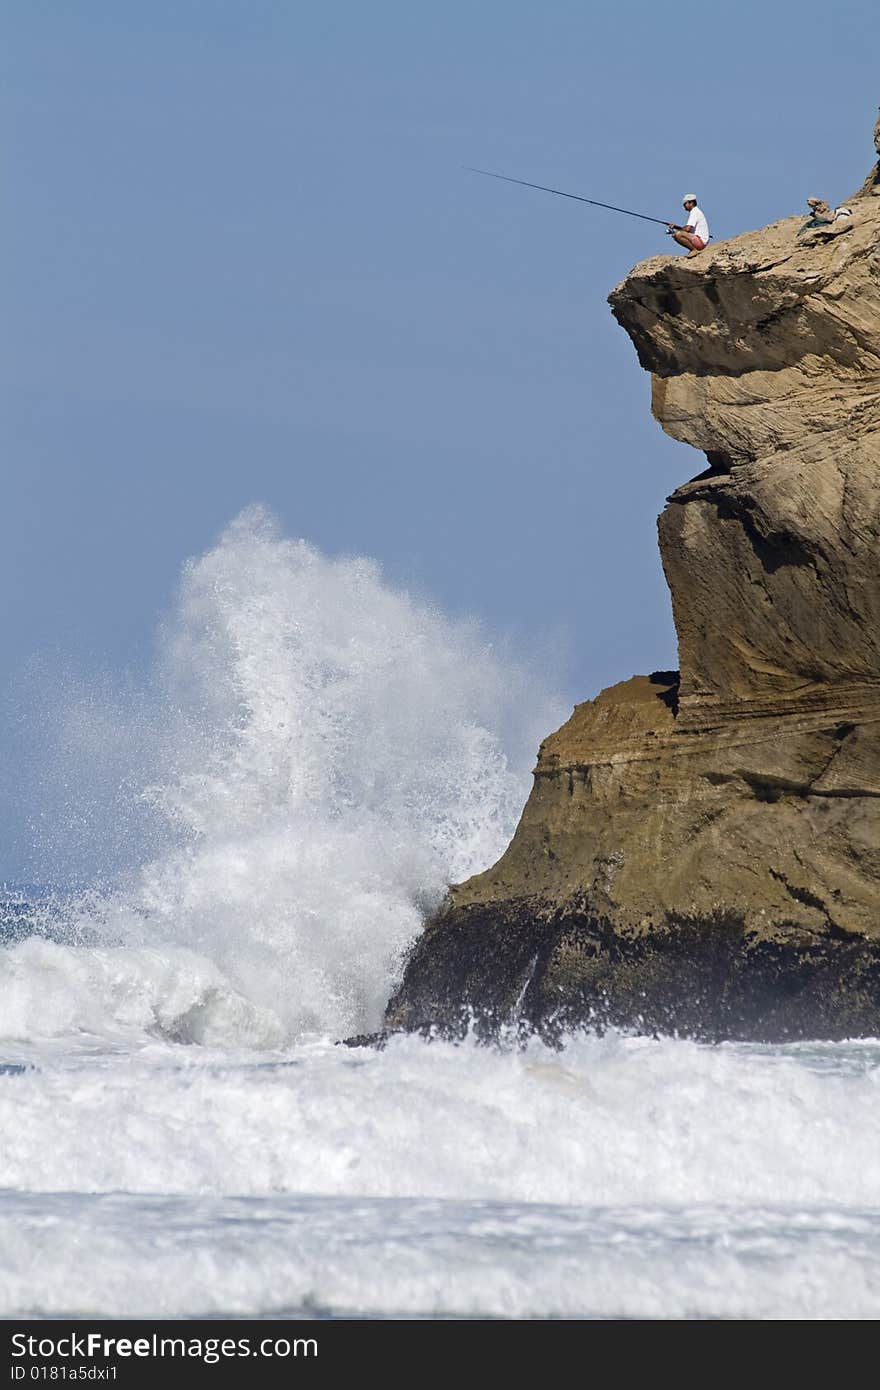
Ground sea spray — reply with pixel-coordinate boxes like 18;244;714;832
4;507;564;1043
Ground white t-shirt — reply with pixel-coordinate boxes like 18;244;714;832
687;205;709;243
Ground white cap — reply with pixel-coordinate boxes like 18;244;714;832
682;193;697;205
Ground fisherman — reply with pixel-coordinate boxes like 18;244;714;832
667;194;710;258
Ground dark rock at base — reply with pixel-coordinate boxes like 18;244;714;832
338;1030;393;1049
386;901;880;1044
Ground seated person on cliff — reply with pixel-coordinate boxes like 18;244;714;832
667;194;709;257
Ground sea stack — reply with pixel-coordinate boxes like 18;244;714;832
386;118;880;1042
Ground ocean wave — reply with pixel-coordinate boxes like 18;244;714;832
5;508;562;1042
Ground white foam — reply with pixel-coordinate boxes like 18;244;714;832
5;1191;880;1320
0;937;283;1048
3;1032;880;1209
3;1034;880;1317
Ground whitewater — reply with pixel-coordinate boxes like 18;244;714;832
3;508;880;1320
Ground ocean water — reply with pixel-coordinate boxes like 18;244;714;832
3;509;880;1321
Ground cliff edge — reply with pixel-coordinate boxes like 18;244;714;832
384;117;880;1042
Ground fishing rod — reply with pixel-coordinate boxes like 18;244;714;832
464;166;671;227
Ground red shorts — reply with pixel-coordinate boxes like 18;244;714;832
689;234;706;250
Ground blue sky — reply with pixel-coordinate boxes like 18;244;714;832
3;1;878;875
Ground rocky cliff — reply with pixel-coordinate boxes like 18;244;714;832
384;119;880;1043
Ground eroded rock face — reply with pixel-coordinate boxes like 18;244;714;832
612;190;880;721
384;122;880;1043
